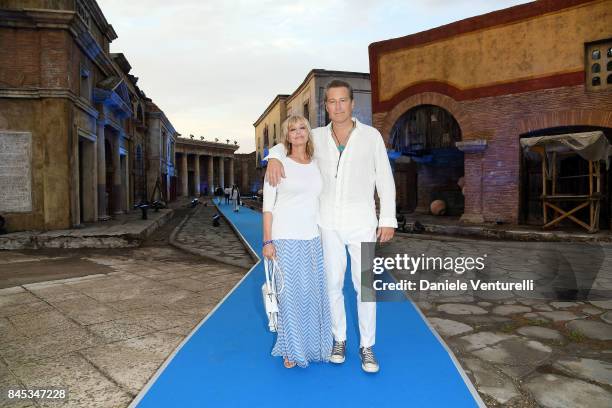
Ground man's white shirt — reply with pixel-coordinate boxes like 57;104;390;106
267;118;397;230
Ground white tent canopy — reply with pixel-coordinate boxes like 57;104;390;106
520;131;612;168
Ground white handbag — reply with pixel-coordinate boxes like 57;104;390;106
262;258;282;332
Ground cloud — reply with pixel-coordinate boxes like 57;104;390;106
98;0;529;152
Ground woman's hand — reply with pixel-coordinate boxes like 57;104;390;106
263;243;276;259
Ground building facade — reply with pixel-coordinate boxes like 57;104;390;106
234;152;261;195
174;137;239;197
146;99;178;203
0;0;179;232
369;0;612;226
254;69;372;170
253;95;288;167
286;69;372;129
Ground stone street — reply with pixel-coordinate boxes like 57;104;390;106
2;201;612;407
0;201;252;407
380;233;612;407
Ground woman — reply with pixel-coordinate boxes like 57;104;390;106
262;115;332;368
231;184;240;212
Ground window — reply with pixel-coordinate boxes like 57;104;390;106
303;102;309;122
263;125;269;148
586;40;612;91
273;124;276;145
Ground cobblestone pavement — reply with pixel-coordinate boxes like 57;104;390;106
380;233;612;408
171;200;255;269
0;205;250;408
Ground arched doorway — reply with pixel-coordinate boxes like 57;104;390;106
520;125;612;229
390;105;464;215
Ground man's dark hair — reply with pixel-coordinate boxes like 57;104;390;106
324;79;353;101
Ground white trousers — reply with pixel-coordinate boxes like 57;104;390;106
320;227;377;348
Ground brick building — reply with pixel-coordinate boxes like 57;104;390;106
234;152;262;195
146;99;178;203
0;0;179;232
369;0;612;227
254;69;372;169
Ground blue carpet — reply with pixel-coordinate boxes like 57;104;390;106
131;201;482;408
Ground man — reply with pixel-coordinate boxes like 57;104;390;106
224;186;231;205
266;80;396;373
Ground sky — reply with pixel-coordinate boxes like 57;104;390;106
98;0;530;153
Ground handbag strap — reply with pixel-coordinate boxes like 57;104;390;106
264;257;284;295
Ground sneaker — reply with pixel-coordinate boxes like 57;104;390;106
329;340;346;364
359;346;379;373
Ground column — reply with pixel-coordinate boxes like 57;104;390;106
208;155;214;196
229;158;235;186
194;154;201;196
456;140;487;223
96;120;109;220
219;156;225;188
181;153;188;196
112;134;122;214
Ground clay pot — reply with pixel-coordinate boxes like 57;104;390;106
430;199;446;216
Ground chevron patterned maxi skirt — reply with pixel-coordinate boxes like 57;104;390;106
271;236;333;367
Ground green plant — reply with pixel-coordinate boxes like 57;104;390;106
567;330;585;342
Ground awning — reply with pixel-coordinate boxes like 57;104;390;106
520;131;612;165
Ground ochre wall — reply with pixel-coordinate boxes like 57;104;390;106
374;0;611;107
255;98;286;162
0;98;72;231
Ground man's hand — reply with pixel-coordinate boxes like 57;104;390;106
265;159;285;187
377;227;395;243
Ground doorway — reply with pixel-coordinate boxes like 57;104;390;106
389;105;464;215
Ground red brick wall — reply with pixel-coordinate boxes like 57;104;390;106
0;28;41;87
40;29;70;89
0;27;75;90
375;85;612;224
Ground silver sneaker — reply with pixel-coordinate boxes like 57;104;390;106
329;340;346;364
359;346;379;373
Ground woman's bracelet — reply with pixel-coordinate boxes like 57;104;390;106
263;240;274;247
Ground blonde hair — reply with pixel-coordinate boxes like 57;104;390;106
281;115;315;159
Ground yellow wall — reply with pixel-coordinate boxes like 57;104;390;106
377;1;612;102
255;98;286;163
0;98;72;231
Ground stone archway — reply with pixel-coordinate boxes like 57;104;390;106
379;92;473;144
390;104;464;215
517;109;612;135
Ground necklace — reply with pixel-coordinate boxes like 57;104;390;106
331;120;355;153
